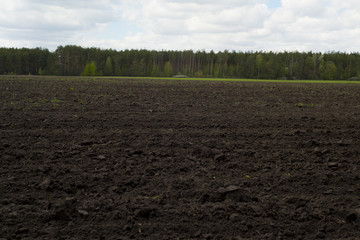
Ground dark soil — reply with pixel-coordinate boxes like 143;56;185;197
1;76;360;239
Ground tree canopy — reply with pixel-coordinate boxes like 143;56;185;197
0;46;359;80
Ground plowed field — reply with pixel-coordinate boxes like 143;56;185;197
1;76;360;239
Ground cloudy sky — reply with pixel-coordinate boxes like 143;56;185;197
1;0;359;52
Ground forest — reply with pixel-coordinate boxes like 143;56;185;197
0;45;359;80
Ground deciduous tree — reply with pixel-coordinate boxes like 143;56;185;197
81;61;97;76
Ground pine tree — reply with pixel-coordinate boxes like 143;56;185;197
104;56;113;76
151;64;160;77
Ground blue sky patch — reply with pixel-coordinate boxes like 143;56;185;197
267;0;282;9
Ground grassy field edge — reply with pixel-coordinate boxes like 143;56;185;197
99;76;360;84
1;75;360;84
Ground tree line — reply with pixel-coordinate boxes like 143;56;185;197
0;45;359;80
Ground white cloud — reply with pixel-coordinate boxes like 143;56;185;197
261;0;360;52
0;0;359;52
0;0;119;48
114;0;360;52
121;0;270;33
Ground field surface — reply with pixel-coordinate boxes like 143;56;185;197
1;76;360;239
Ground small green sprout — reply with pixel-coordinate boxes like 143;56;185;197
51;98;62;106
51;98;61;103
77;99;86;104
295;102;314;107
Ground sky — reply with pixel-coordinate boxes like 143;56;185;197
0;0;359;52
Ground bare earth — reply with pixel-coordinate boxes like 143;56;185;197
1;76;360;239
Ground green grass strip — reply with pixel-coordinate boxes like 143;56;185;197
1;75;359;84
98;76;360;84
